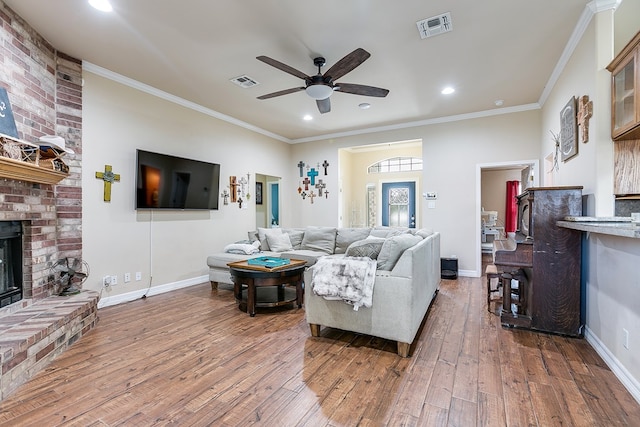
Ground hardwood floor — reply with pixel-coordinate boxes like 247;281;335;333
0;272;638;426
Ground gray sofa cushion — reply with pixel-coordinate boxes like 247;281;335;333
377;234;423;270
266;232;293;252
300;226;337;254
282;228;305;249
345;237;385;259
334;228;372;254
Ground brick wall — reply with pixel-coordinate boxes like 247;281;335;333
0;2;82;302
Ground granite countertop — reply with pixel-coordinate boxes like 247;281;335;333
557;217;640;239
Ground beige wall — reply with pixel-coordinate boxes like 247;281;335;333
340;143;422;228
82;73;291;303
481;169;523;229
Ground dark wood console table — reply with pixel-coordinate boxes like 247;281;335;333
228;259;306;317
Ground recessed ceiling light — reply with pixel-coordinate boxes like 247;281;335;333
441;87;455;95
494;99;504;106
88;0;113;12
359;103;371;110
303;115;313;121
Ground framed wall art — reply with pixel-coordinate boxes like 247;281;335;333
560;96;578;162
255;182;263;205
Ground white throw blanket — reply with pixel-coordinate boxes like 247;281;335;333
311;257;377;311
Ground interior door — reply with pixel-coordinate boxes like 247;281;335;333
381;181;416;228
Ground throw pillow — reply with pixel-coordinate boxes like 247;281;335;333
415;229;434;239
257;227;282;251
282;229;305;249
334;228;372;254
345;237;385;259
377;234;423;271
266;232;293;252
300;226;337;254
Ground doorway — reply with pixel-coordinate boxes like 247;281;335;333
476;160;538;276
381;181;416;228
255;173;281;228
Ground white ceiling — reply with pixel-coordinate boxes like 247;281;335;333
4;0;591;143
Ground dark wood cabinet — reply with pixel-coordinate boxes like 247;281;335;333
499;187;583;336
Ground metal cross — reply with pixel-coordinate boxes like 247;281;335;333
315;179;326;196
322;160;329;175
308;190;316;204
297;161;305;177
95;165;120;202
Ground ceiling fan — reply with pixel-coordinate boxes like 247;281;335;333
256;48;389;114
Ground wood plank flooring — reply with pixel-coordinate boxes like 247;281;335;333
0;272;638;426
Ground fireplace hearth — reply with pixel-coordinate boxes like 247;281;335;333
0;221;23;308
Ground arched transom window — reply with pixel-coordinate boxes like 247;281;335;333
368;157;423;173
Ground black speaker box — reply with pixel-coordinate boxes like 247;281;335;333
441;257;458;279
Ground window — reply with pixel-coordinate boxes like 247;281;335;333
368;157;423;173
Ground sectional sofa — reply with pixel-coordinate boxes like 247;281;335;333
206;226;441;356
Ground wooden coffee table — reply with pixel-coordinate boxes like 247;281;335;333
227;258;306;317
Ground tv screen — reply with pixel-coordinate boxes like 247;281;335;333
135;149;220;210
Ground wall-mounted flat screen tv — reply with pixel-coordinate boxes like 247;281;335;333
135;149;220;210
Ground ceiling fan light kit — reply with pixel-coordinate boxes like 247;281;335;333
256;48;389;114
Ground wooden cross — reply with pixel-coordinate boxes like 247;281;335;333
322;160;329;175
297;161;305;177
303;177;310;191
95;165;120;202
229;176;238;203
315;179;326;196
577;95;593;143
307;168;319;186
308;190;316;204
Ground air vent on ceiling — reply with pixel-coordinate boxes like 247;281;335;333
416;12;453;39
230;75;259;88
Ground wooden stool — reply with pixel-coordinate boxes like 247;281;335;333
485;264;502;313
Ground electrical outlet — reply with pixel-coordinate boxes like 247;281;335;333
623;328;629;349
102;275;111;288
124;272;131;283
135;272;142;281
111;275;118;285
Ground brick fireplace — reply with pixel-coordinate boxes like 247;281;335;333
0;3;98;400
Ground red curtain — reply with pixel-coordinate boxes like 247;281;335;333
505;181;520;233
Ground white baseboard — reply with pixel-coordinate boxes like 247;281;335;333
458;269;476;277
584;326;640;405
97;275;209;309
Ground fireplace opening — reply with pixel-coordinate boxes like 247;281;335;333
0;221;23;308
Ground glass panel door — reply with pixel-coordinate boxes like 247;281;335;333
381;182;416;228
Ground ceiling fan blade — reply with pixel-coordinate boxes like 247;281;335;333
316;98;331;114
334;83;389;98
323;48;371;82
256;56;310;80
257;87;306;100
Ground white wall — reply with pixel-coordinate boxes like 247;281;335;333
540;5;640;400
82;72;291;304
481;169;523;229
291;110;541;275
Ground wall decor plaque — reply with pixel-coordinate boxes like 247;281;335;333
560;96;578;162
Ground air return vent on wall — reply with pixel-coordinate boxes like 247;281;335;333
416;12;453;39
230;75;259;88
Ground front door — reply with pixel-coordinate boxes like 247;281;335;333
381;181;416;228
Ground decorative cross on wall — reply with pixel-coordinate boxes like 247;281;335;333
322;160;329;175
229;176;238;203
577;95;593;144
303;177;310;191
307;168;319;186
297;161;306;177
308;190;316;204
95;165;120;202
315;179;326;196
